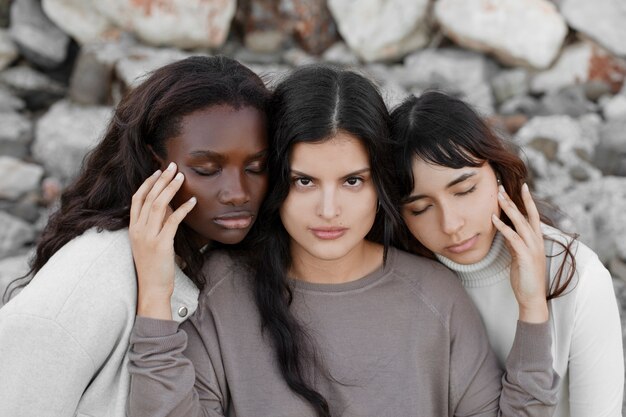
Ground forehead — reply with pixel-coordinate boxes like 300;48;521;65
290;132;370;170
410;157;490;190
171;105;267;154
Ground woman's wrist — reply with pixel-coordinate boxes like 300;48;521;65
518;301;549;323
137;289;173;320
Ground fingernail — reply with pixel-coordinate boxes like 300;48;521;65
189;196;197;204
167;162;176;171
174;172;184;181
522;183;529;193
153;169;161;177
498;184;505;193
492;213;499;222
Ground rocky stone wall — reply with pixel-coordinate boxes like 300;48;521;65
0;0;625;408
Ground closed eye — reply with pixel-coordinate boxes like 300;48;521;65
455;185;476;196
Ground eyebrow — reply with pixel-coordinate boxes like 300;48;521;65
290;167;371;180
403;171;477;203
188;149;268;160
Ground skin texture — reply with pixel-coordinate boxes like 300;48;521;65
402;158;548;323
162;105;269;246
129;105;268;319
280;133;383;284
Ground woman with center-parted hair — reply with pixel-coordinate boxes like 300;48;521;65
127;65;560;417
0;56;271;417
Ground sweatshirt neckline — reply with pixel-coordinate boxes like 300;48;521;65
290;247;396;293
435;232;512;288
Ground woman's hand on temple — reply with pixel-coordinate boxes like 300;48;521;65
491;183;548;323
129;162;197;320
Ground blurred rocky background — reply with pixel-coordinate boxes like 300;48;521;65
0;0;625;404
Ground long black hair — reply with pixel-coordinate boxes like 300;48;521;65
252;65;401;416
390;91;577;300
3;55;270;303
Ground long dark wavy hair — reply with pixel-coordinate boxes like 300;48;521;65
252;65;400;416
3;55;270;303
390;91;577;300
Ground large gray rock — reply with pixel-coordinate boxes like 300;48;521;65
552;176;626;263
0;210;34;259
560;0;626;57
328;0;431;62
0;111;32;158
115;45;190;89
0;156;43;200
42;0;113;44
0;28;18;70
33;100;112;180
0;87;26;112
531;41;626;94
399;48;496;113
517;115;603;198
435;0;567;69
0;65;66;109
491;68;530;105
9;0;70;68
602;94;626;121
594;119;626;176
69;39;133;105
538;85;598;118
45;0;236;49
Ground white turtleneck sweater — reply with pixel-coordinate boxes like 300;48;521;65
437;224;624;417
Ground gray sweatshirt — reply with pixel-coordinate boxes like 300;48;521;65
128;248;559;417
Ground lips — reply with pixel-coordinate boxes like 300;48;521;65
310;227;348;240
446;234;479;254
213;211;254;229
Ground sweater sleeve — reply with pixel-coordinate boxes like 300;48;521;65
567;254;624;417
449;290;559;416
128;315;227;417
0;314;96;417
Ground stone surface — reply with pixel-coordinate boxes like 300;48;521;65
0;0;10;28
0;87;26;112
531;41;626;94
593;119;626;176
328;0;431;62
491;68;530;105
538;85;598;118
0;111;32;158
9;0;70;68
0;156;44;200
552;176;626;262
602;94;626;120
33;100;112;180
42;0;114;45
0;65;66;109
560;0;626;57
106;0;236;49
0;28;18;70
114;45;189;89
499;95;541;116
322;41;360;65
435;0;567;69
0;210;34;259
400;48;496;113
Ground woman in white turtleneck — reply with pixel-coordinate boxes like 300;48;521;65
390;91;624;417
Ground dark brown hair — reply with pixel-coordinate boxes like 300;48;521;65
3;55;270;303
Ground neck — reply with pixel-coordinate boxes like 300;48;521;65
289;240;383;284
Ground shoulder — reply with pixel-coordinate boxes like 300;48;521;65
200;250;253;296
387;248;470;320
2;228;136;318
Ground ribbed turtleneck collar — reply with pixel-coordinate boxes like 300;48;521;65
435;232;512;288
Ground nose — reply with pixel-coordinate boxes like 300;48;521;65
440;204;464;236
218;169;250;206
317;187;340;219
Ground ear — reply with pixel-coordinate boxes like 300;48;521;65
148;145;166;169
